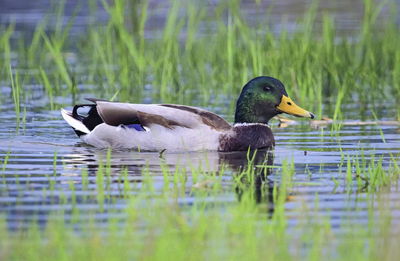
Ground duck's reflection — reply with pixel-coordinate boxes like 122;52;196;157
228;149;275;215
62;146;276;210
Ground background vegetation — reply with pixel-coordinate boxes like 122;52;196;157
0;0;399;121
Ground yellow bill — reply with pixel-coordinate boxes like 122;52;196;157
276;95;315;119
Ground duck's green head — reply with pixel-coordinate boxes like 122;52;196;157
234;76;314;124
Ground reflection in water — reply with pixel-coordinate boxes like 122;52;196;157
63;146;274;175
63;147;276;207
230;149;276;216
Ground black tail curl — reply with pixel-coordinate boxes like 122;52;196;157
72;104;104;132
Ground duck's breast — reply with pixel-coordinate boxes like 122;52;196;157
218;123;274;151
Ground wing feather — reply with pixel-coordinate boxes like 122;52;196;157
95;101;231;130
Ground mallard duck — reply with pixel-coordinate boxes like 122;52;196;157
61;76;314;151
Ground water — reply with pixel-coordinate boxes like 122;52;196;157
1;0;399;37
1;95;399;230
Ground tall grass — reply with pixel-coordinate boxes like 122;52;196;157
0;0;399;119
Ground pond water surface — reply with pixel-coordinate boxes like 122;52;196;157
1;94;399;230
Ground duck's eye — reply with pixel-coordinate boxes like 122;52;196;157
264;86;272;92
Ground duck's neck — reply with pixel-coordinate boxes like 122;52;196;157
234;101;274;124
234;106;257;124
